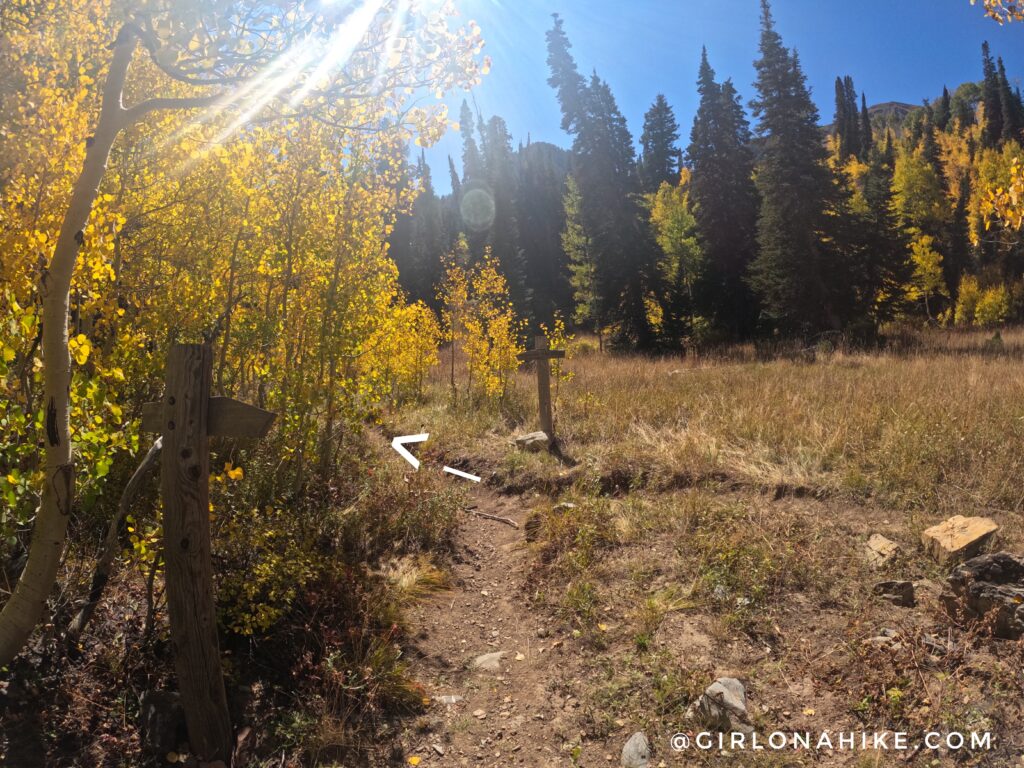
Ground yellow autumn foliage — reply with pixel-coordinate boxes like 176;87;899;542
0;0;484;642
439;247;525;403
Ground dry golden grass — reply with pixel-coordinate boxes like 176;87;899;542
402;328;1024;522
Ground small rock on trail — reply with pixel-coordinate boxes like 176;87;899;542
515;431;549;452
865;533;900;567
469;651;505;673
620;731;650;768
690;677;752;734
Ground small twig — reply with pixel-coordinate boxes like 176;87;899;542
461;505;518;529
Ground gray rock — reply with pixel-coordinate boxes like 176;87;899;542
873;580;915;607
515;432;550;452
691;677;751;733
620;731;650;768
945;552;1024;639
139;690;184;756
469;651;505;673
438;695;464;705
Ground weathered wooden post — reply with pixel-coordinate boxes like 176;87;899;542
517;334;565;444
141;344;275;764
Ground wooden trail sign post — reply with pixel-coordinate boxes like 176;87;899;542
517;334;565;444
141;344;275;764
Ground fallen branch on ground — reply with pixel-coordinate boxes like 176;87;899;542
461;505;519;529
67;437;163;642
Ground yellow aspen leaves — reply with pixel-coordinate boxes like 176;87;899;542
69;334;92;365
982;158;1024;232
441;249;525;402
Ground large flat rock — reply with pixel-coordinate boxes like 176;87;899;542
921;515;999;565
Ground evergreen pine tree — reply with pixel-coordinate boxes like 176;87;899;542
481;115;531;318
639;94;682;194
448;155;461;197
945;174;973;299
459;100;484;183
457;99;489;261
834;77;850;158
442;155;463;250
844;75;862;158
833;76;865;160
546;17;658;347
561;174;600;336
518;141;572;323
409;151;446;307
545;14;587;134
748;0;841;333
997;57;1023;142
860;146;911;322
860;92;874;158
686;47;759;338
920;111;946;189
934;86;952;132
981;41;1004;147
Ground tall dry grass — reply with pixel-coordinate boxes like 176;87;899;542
400;328;1024;519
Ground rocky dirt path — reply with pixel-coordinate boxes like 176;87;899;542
403;491;589;767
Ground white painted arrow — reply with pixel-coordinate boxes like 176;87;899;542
444;466;481;483
391;433;429;470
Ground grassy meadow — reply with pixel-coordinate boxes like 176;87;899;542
403;327;1024;518
391;327;1024;765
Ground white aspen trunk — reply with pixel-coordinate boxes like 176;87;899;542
0;28;136;665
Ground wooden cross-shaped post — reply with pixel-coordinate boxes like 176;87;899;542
517;334;565;444
141;344;275;764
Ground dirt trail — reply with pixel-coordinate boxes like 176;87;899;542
404;491;588;767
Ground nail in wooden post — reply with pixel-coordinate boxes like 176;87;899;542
517;334;565;444
142;344;275;764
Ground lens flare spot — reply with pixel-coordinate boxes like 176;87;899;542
460;185;495;231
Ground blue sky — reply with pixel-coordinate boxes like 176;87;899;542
422;0;1024;192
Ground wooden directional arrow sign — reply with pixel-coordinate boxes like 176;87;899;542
517;335;565;443
139;344;276;764
141;396;275;439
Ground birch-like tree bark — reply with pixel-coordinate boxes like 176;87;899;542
0;27;214;666
0;29;136;665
